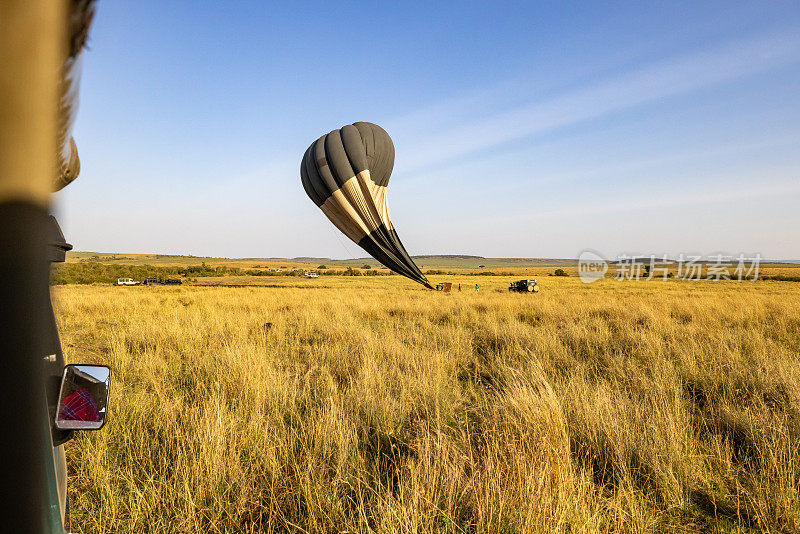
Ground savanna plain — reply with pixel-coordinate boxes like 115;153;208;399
55;273;800;533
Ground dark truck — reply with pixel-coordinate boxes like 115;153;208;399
143;278;182;286
509;279;540;293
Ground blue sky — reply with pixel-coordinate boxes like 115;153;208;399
58;1;800;259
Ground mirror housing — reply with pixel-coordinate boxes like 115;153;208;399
55;365;110;431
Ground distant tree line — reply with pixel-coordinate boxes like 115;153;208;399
51;262;184;285
760;274;800;282
52;261;567;285
52;261;395;284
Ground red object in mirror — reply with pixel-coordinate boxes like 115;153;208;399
59;388;100;422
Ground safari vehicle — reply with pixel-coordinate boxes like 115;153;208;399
0;210;111;534
46;218;113;529
1;2;109;531
116;277;136;286
509;279;540;293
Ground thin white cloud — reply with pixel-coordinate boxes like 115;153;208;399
391;31;800;172
397;131;800;190
497;168;800;222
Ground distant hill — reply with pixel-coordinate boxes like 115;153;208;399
67;252;800;270
67;252;577;269
291;255;576;268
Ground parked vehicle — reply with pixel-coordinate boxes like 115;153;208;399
163;278;182;285
50;218;112;529
1;4;106;528
116;278;136;286
509;279;540;293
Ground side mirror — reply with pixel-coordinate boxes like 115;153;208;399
55;364;111;431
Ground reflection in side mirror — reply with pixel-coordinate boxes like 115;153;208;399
55;365;111;431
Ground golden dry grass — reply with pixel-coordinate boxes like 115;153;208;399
54;276;800;533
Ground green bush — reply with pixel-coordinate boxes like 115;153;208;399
554;269;568;277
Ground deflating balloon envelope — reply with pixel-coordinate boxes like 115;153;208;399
301;122;432;288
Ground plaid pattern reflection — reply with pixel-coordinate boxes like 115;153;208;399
60;388;101;422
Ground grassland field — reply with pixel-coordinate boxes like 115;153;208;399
54;262;800;533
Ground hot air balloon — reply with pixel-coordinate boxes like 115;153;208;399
301;122;432;289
